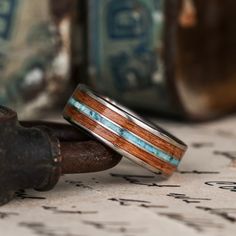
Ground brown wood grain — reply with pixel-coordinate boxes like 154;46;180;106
64;105;176;176
73;91;184;160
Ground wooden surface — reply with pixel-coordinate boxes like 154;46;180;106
64;106;176;176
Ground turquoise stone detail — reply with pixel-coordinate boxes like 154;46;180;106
69;97;179;167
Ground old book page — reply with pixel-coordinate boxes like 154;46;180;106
0;116;236;236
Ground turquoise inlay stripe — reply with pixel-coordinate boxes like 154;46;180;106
69;97;179;166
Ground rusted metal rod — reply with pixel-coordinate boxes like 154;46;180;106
20;121;122;174
61;141;122;174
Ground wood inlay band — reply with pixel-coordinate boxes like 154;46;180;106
63;84;187;176
64;105;176;176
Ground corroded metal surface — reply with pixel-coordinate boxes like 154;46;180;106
0;106;122;206
61;141;122;174
0;106;61;205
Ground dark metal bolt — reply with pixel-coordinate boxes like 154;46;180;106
0;106;122;206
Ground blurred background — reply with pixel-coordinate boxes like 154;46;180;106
1;0;236;121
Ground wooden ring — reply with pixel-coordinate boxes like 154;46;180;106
63;84;187;176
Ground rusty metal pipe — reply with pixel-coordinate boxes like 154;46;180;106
0;106;122;206
21;121;122;174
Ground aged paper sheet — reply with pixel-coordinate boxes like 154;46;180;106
0;116;236;236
